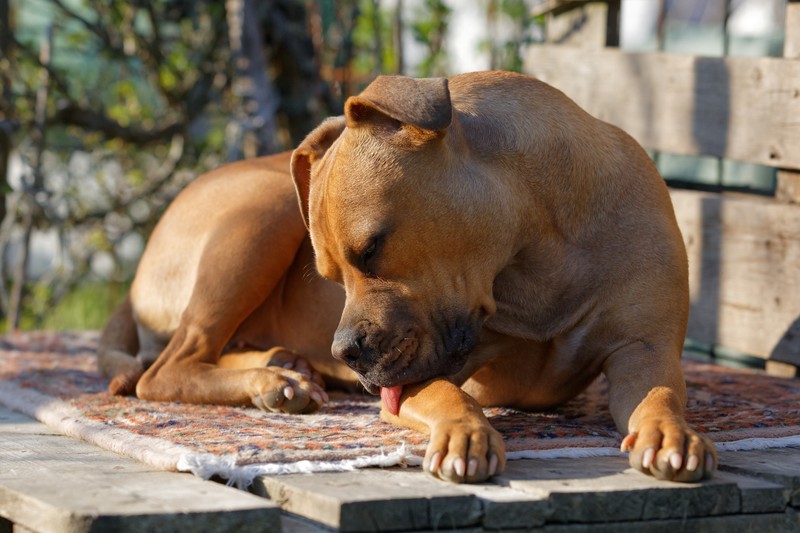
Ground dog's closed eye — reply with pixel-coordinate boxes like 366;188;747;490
351;233;386;278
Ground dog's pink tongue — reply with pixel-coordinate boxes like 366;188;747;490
380;385;403;416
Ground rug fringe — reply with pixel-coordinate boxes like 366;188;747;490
0;380;190;471
178;446;626;489
177;443;425;489
5;373;800;489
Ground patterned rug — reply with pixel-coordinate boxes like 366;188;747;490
1;331;799;487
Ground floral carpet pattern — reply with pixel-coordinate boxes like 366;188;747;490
1;331;799;484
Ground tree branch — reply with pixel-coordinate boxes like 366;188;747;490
12;35;72;96
51;0;123;53
53;102;183;144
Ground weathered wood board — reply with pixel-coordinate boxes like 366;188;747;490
670;189;800;363
254;455;791;532
786;1;800;60
0;406;279;533
719;447;800;507
777;170;800;204
253;467;485;531
527;512;799;533
544;1;610;48
2;403;799;532
523;46;800;170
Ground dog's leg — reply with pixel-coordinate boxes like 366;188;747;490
380;379;505;483
219;347;326;391
135;220;327;413
98;296;143;396
604;344;717;481
136;319;327;413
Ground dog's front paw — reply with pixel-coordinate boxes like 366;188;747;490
424;417;506;483
621;417;716;482
250;367;329;414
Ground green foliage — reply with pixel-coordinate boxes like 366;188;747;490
43;282;128;330
483;0;544;72
0;281;128;331
3;0;545;331
411;0;451;77
352;0;397;75
2;0;238;330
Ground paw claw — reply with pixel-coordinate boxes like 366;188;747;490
669;452;683;471
425;419;505;483
251;366;327;414
642;447;655;469
453;458;466;478
468;458;479;477
426;452;442;474
625;417;716;482
488;454;499;476
620;432;637;452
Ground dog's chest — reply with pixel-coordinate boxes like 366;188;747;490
488;261;594;342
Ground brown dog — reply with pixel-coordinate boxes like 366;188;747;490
100;70;716;484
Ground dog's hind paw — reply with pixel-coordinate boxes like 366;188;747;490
266;348;325;388
250;367;329;414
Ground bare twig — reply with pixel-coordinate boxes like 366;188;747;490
11;35;72;96
8;26;53;330
52;0;123;53
394;0;405;75
54;103;183;144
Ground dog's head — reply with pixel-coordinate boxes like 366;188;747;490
292;76;514;398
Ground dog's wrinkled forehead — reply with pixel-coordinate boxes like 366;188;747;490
308;129;398;276
313;130;370;209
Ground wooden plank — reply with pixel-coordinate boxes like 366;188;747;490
442;478;551;529
719;448;800;507
256;455;787;530
523;46;800;169
776;3;800;205
671;189;800;362
281;514;330;533
0;406;279;533
776;170;800;204
786;1;800;60
546;2;609;48
734;471;791;514
534;512;800;532
765;360;799;378
531;0;594;18
497;456;751;522
253;468;484;532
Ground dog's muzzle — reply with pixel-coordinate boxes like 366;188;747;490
330;314;480;393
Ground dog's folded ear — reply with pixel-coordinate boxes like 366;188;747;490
345;75;452;134
291;116;346;228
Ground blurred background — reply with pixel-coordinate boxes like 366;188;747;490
0;0;788;331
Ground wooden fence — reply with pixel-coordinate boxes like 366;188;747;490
524;0;800;375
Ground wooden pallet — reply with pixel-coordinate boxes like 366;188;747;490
524;0;800;376
2;405;798;532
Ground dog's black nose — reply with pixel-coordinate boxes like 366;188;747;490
331;329;364;370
